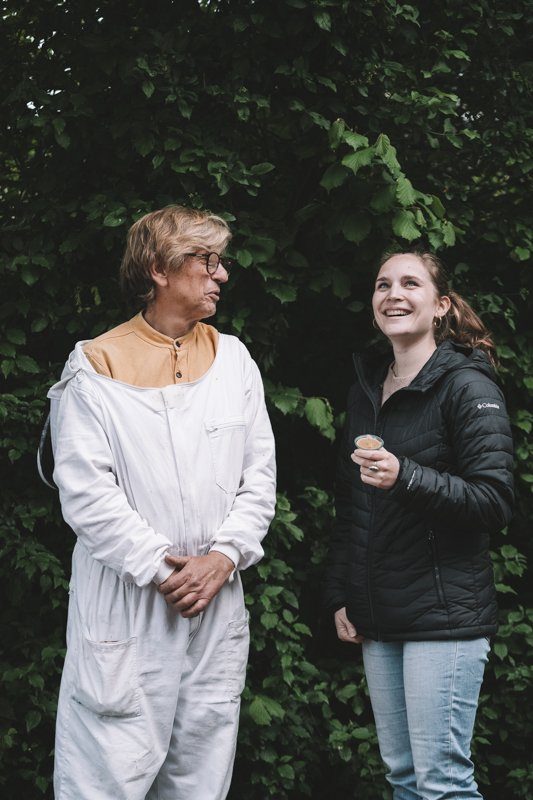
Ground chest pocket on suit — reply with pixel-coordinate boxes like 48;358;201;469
205;417;246;493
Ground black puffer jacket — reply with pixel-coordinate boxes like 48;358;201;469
323;341;514;641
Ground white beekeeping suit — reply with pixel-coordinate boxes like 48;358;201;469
50;335;276;800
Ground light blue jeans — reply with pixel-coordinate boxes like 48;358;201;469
362;638;490;800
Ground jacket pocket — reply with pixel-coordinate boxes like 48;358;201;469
72;636;141;717
205;417;246;493
428;530;447;609
226;613;250;699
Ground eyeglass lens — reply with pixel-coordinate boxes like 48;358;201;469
206;253;220;273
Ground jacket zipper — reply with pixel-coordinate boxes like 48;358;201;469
428;529;446;608
367;493;378;637
354;357;381;639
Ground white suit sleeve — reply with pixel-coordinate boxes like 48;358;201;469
209;357;276;570
52;374;174;586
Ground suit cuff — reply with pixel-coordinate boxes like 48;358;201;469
209;543;240;583
153;560;175;585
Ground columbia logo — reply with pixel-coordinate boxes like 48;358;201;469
477;402;500;410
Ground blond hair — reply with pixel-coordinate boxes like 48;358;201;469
120;205;231;305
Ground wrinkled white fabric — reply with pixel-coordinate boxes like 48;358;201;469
50;334;276;799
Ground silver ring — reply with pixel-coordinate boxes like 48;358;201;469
368;465;380;473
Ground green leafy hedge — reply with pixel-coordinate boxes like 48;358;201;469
1;2;531;798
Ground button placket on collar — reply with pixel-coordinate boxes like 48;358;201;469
172;341;184;381
173;338;190;382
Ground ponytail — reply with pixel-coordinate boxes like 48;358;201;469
439;289;497;364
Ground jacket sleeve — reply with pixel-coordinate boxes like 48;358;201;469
209;356;276;571
322;391;355;612
389;373;514;532
52;375;174;587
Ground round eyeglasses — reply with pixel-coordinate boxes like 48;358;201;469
183;251;234;276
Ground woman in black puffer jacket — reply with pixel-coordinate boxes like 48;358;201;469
323;250;514;800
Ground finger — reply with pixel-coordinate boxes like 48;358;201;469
159;570;192;594
165;555;191;567
337;618;358;639
360;472;379;486
359;450;383;461
338;630;358;644
352;452;381;465
180;599;209;618
166;590;198;610
345;621;357;638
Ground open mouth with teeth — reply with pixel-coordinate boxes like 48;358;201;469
384;309;412;317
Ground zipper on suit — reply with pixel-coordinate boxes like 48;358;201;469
428;529;446;608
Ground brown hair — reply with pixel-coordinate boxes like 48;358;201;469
379;249;497;363
120;205;231;305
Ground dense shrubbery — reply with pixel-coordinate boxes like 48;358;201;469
1;2;532;798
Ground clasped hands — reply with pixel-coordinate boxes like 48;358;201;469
158;551;234;618
351;446;400;489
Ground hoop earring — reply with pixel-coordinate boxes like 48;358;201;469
433;316;443;329
372;318;380;331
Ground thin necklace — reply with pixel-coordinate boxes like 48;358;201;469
390;361;418;380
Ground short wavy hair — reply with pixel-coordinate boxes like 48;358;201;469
120;205;231;305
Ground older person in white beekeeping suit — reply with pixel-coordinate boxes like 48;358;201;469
48;205;276;800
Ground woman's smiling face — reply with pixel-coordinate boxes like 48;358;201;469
372;253;450;344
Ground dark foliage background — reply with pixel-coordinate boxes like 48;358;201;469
1;1;532;798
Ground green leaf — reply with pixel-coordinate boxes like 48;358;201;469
250;162;275;175
320;164;349;191
0;342;16;357
341;213;372;244
269;283;297;303
396;176;416;206
25;710;41;732
314;11;331;31
6;329;26;345
249;695;285;726
513;247;530;261
270;385;301;415
304;397;335;440
260;611;278;629
21;265;39;285
446;49;470;61
52;118;70;149
237;249;253;268
342;147;374;174
344;132;369;150
375;133;400;175
392;210;421;241
328;118;346;149
18;355;40;374
245;236;276;263
278;764;295;780
353;727;372;740
103;210;127;227
430;195;446;218
442;221;456;246
370;185;396;213
142;80;155;98
493;642;508;660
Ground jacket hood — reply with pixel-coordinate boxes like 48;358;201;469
354;340;495;393
47;341;96;400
